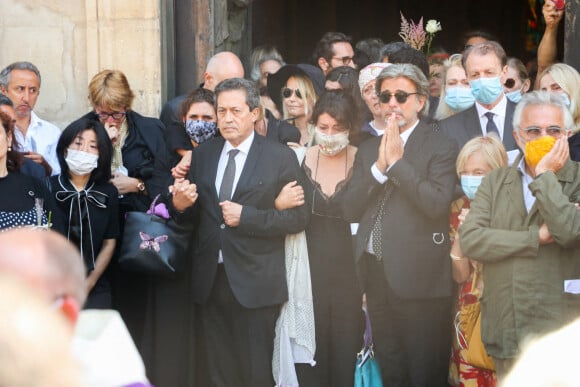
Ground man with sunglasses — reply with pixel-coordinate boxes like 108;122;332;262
459;91;580;381
0;61;61;176
342;63;458;386
439;41;519;151
313;31;356;76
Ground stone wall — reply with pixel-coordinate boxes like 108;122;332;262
0;0;162;129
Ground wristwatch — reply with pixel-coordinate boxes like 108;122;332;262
136;180;146;192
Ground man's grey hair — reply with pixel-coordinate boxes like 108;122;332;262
214;77;260;111
0;61;42;89
375;63;430;115
513;91;575;132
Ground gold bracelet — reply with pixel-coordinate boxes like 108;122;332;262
450;253;466;261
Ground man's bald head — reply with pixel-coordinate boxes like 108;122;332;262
0;229;86;321
203;51;245;91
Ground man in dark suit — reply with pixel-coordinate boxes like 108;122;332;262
342;63;458;386
439;41;518;151
171;78;309;386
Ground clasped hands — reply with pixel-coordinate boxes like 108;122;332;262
375;113;404;173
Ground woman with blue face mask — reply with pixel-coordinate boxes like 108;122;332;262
448;135;508;386
434;53;476;121
51;117;118;309
539;63;580;161
503;58;531;104
167;88;219;179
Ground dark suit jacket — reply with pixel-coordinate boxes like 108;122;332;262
341;121;458;299
159;94;186;130
439;100;518;151
265;117;300;144
175;134;309;308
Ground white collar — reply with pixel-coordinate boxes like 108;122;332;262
224;130;255;155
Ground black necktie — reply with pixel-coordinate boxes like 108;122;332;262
219;149;240;202
484;112;500;137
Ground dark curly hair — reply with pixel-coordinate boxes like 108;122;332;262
0;111;22;172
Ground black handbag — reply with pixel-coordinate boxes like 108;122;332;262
118;195;189;277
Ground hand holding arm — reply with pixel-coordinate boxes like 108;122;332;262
171;151;192;179
171;178;198;212
274;181;304;210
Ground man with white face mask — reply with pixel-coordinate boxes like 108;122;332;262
459;91;580;382
440;41;518;151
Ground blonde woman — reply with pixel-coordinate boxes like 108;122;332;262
538;63;580;160
448;135;508;386
267;64;324;147
434;54;474;121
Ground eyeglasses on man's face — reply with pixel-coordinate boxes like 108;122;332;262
332;56;354;66
378;90;418;104
520;125;565;139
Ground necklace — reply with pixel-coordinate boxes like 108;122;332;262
311;147;347;218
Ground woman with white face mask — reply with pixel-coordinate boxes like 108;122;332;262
448;135;507;386
51;117;118;309
539;63;580;160
290;90;363;386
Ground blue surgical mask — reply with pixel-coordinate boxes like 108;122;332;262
461;175;484;200
185;120;218;144
505;90;522;103
559;92;571;107
445;87;475;111
469;77;504;105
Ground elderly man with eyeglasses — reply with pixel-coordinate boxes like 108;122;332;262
459;91;580;382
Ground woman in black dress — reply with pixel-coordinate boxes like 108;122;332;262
0;111;63;232
51;117;119;309
296;90;363;386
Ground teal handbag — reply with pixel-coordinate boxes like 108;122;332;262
354;307;383;387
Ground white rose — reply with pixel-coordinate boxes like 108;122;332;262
426;20;442;34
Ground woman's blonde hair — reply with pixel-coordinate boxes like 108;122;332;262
88;69;135;110
434;53;466;121
540;63;580;131
281;75;317;120
456;135;508;177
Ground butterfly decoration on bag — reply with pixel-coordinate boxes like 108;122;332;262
139;232;168;252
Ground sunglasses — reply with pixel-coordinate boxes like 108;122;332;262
504;78;516;88
331;56;354;66
282;87;302;99
378;91;418;104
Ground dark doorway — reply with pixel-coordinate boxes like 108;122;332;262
251;0;557;65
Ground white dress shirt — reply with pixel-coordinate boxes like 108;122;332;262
475;93;508;141
14;111;61;175
215;131;254;263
